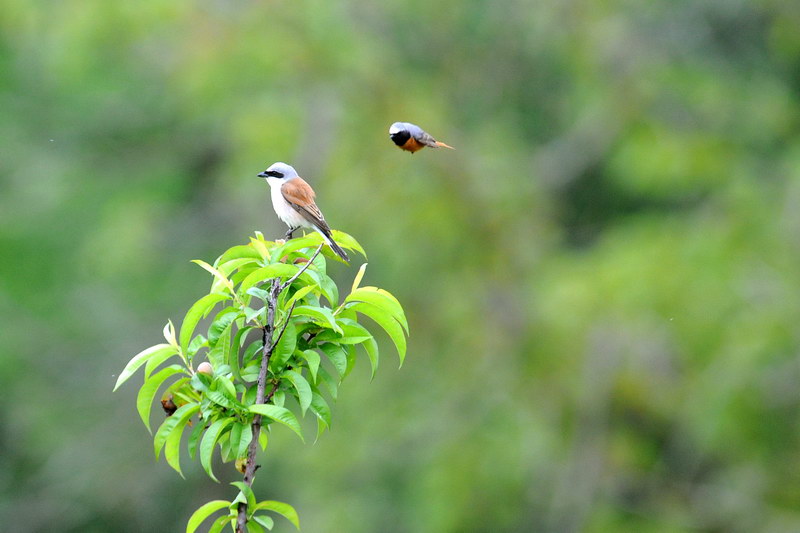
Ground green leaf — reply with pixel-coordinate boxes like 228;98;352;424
237;423;253;460
231;266;260;289
115;344;177;391
187;334;208;357
293;305;342;334
361;336;380;379
239;264;304;296
343;344;357;376
143;345;181;379
244;305;266;322
200;418;234;482
187;415;207;460
327;319;379;378
186;500;231;533
249;404;304;442
209;323;234;370
192;259;235;293
228;421;243;461
252;515;275;531
246;287;271;302
154;403;199;460
316;366;338;400
231;482;257;514
270;233;323;263
207;513;234;533
180;293;230;353
165;407;197;477
253;500;300;530
345;287;408;333
207;308;238;347
314;332;373;345
299;350;320;383
351;263;368;294
163;320;178;347
272;390;285;407
204;375;244;410
231;326;258;378
165;377;191;403
305;269;339;306
249;235;273;261
241;337;263;367
241;364;260;382
282;370;312;415
330;229;367;259
309;390;331;430
319;344;347;379
137;365;185;431
217;257;261;279
285;284;318;309
216;244;263;264
220;433;234;463
259;428;268;451
349;302;407;366
206;388;240;410
269;321;296;373
247;520;266;533
219;374;238;398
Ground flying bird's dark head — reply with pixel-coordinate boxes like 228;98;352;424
389;122;411;147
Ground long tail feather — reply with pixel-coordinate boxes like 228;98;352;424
314;227;349;261
435;140;455;150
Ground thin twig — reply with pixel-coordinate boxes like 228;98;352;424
278;243;324;293
264;380;281;404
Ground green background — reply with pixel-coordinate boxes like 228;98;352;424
3;1;800;531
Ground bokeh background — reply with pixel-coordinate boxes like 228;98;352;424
3;0;800;531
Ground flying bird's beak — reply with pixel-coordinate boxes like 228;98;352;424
257;171;268;178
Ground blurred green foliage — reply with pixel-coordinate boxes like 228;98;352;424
2;0;800;531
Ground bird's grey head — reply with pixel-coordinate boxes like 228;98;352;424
389;122;408;135
389;122;416;146
257;162;298;180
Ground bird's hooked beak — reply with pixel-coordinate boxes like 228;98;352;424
257;171;269;178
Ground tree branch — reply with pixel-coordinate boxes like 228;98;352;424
235;246;313;532
270;301;297;354
278;243;324;293
236;278;279;533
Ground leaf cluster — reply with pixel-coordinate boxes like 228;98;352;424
114;231;408;531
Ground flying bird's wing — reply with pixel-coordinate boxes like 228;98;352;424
281;177;331;232
408;123;454;149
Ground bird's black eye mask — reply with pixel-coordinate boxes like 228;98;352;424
258;170;284;178
390;130;411;147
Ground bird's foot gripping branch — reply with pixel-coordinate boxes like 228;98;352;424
114;230;409;533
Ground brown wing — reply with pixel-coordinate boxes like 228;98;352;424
281;177;331;231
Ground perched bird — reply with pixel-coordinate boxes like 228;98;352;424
257;162;349;261
389;122;454;153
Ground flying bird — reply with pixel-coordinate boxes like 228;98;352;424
257;162;349;261
389;122;454;153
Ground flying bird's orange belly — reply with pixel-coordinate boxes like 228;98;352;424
401;137;425;153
